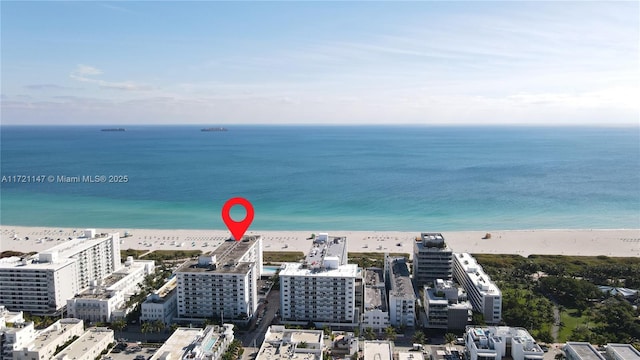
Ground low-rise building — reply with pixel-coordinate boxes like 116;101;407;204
399;352;425;360
256;325;324;360
141;277;178;325
150;324;234;360
465;326;544;360
363;341;393;360
66;258;155;322
563;342;606;360
330;332;358;358
52;327;113;360
605;343;640;360
1;319;35;360
12;318;85;360
361;268;390;331
385;256;416;327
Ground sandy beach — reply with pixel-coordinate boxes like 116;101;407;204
2;225;639;258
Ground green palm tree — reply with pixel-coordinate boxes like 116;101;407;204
141;322;153;341
444;333;457;345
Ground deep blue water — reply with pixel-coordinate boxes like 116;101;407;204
1;125;638;231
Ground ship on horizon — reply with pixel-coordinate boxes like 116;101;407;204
101;128;125;132
201;127;228;132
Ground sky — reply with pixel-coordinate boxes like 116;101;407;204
1;1;639;126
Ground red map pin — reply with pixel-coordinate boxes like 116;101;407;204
221;197;254;241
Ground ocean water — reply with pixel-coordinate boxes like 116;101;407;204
1;125;638;231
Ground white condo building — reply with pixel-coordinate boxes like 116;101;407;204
52;327;113;360
1;307;35;360
413;233;453;288
361;268;389;331
66;258;155;322
141;277;178;325
279;234;360;326
465;326;544;360
385;257;416;327
0;231;121;314
453;253;502;324
175;236;262;321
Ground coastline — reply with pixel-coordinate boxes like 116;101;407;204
1;225;639;258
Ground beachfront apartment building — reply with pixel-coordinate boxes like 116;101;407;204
0;231;121;315
413;233;453;288
423;279;472;330
66;258;155;322
279;235;360;326
453;253;502;324
175;236;262;321
141;276;178;325
465;326;544;360
150;324;234;360
256;326;324;360
385;256;416;327
361;268;390;331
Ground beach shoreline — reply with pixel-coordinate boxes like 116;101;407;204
1;225;639;258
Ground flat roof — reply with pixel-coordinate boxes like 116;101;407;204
387;257;415;299
31;319;84;351
363;341;392;360
607;343;640;360
399;352;425;360
565;342;606;360
305;236;347;268
454;253;500;296
257;326;323;360
279;262;358;278
54;327;113;360
41;234;115;259
150;328;203;360
0;256;77;270
177;236;260;274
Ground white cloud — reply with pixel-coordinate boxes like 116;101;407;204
70;65;153;91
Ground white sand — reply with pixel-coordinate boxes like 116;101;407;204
1;225;639;258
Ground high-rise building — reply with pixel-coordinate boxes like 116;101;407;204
175;236;262;321
0;231;121;314
453;253;502;324
384;256;416;327
413;233;453;288
279;234;360;325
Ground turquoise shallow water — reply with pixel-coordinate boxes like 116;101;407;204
1;125;638;231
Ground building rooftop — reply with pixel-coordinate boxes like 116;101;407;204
177;236;260;274
564;342;606;360
304;235;347;269
144;277;178;304
30;318;84;352
54;327;113;360
363;341;393;360
0;255;77;270
607;343;640;360
455;253;501;296
257;326;323;360
151;325;234;360
430;346;461;360
467;327;543;355
364;268;387;312
387;257;415;299
74;260;151;299
279;262;359;278
40;233;116;260
398;352;425;360
415;233;451;251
